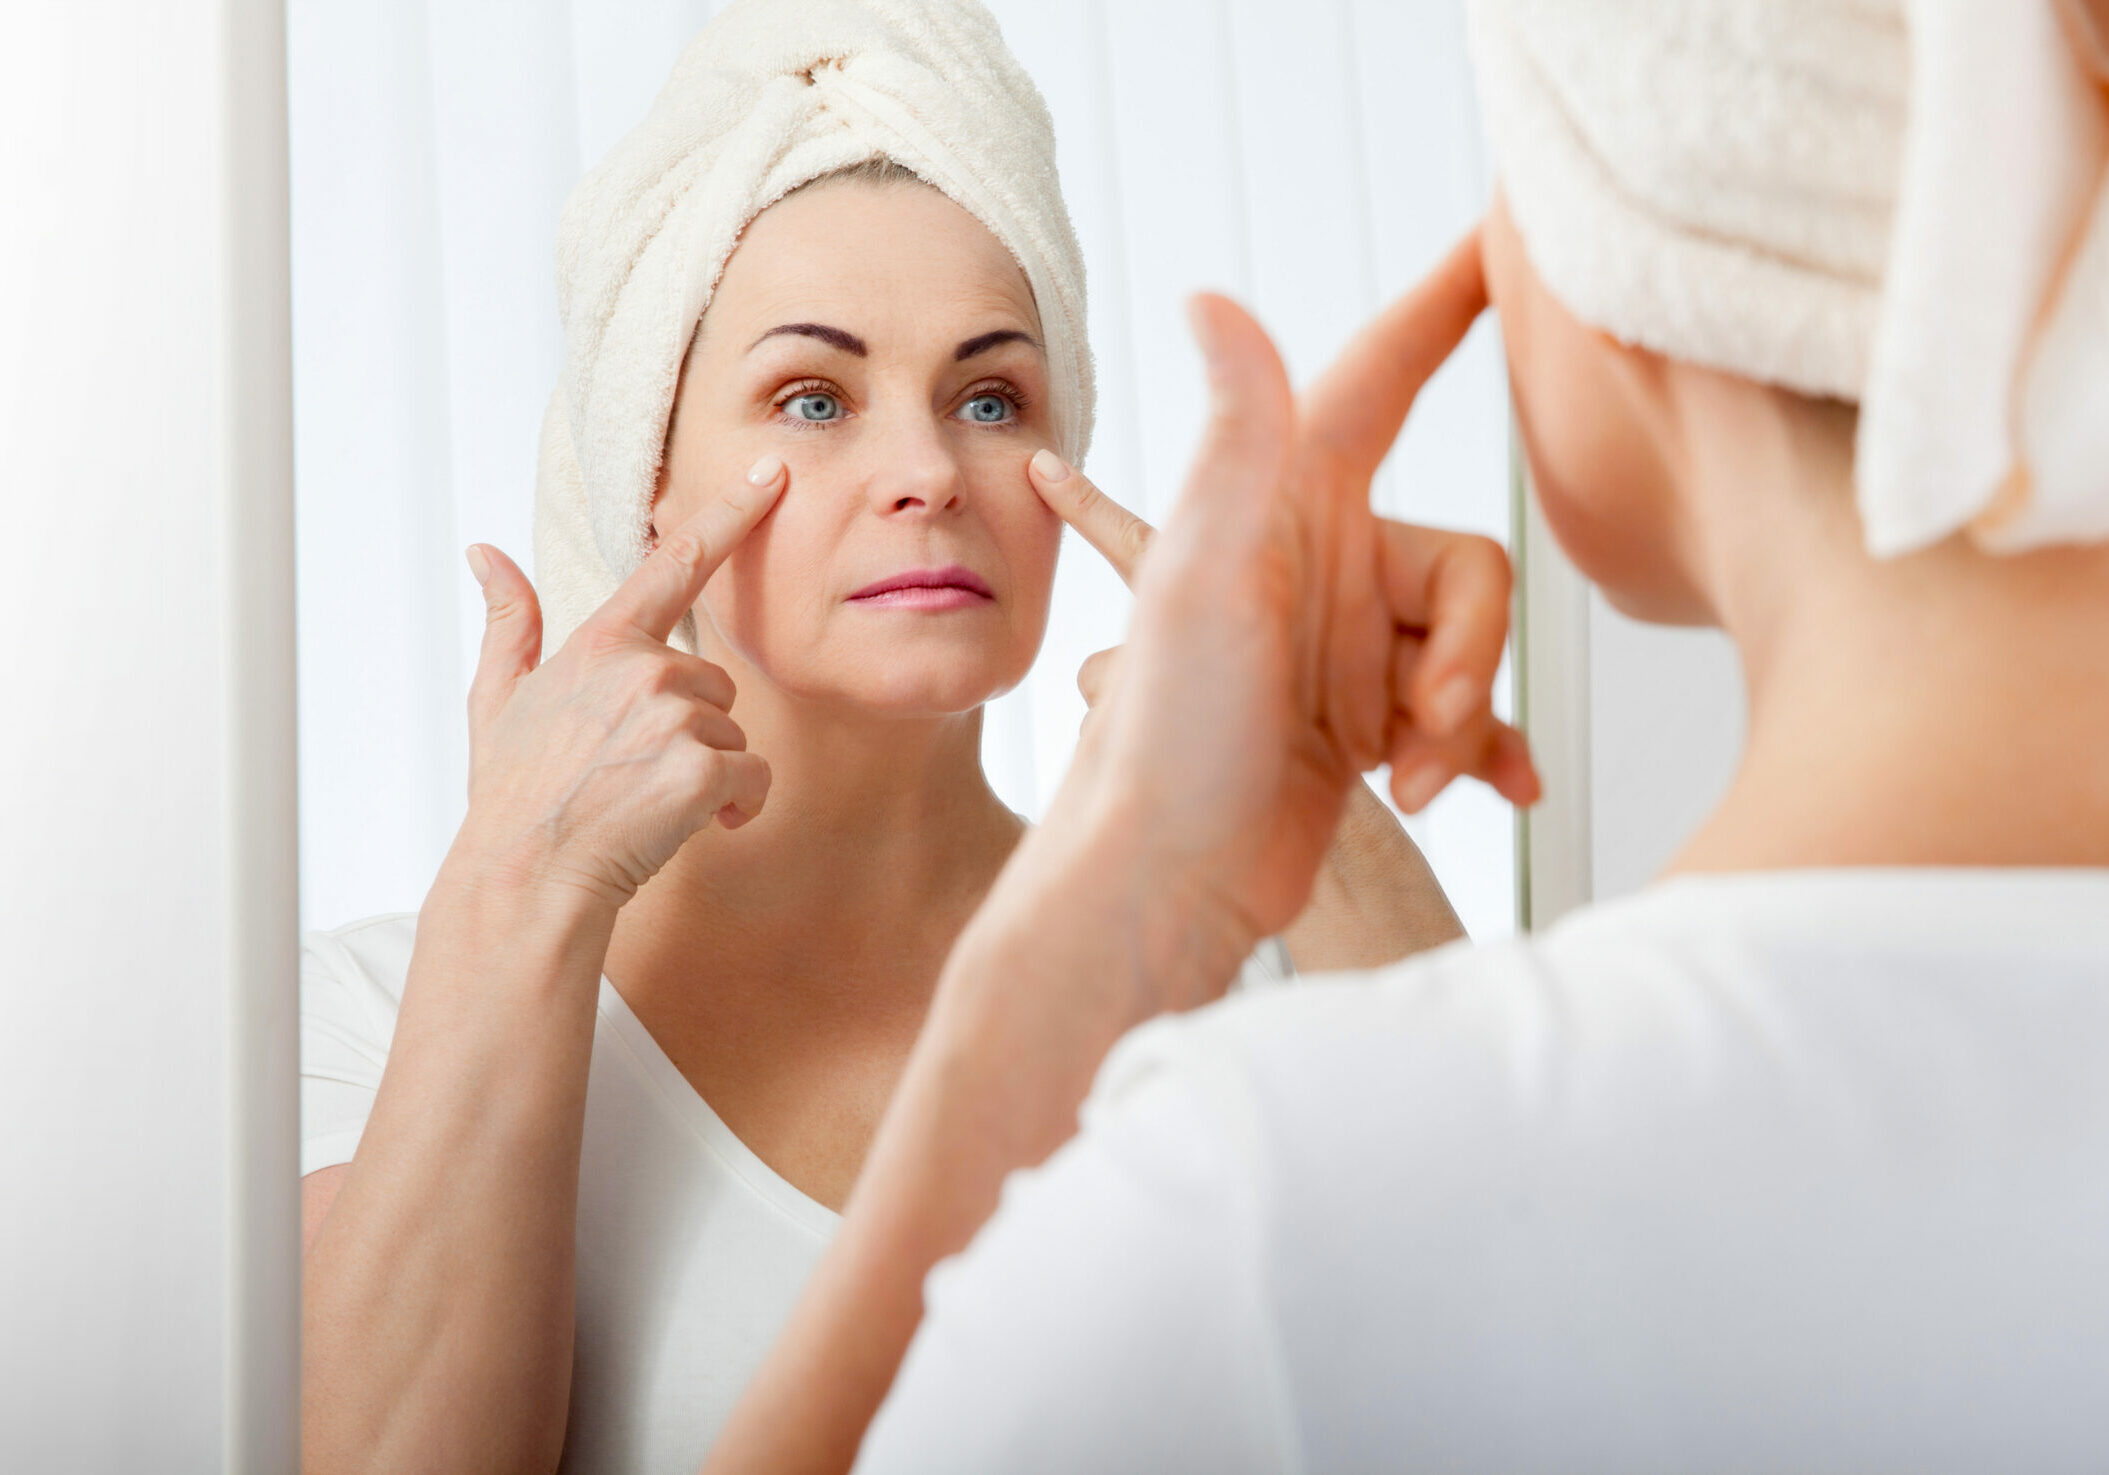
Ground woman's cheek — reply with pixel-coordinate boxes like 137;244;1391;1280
1005;475;1064;642
698;512;789;664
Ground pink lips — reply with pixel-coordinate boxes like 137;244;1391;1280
846;565;995;611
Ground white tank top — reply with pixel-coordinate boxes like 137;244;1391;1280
299;912;1291;1471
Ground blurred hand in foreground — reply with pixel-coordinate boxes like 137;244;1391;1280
1036;231;1537;966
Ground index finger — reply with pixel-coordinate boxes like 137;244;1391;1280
1300;228;1488;479
1027;449;1156;590
1379;519;1513;734
595;458;788;642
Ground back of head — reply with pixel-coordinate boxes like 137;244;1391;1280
1469;0;2109;565
533;0;1093;655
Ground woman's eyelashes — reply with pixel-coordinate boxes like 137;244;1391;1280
952;379;1030;427
773;378;847;429
766;376;1033;432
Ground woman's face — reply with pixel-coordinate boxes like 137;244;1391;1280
1481;194;1711;625
656;177;1062;717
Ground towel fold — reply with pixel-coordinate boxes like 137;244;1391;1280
1469;0;2109;557
534;0;1091;653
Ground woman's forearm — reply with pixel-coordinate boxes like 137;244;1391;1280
703;803;1250;1475
1281;778;1465;971
302;842;617;1475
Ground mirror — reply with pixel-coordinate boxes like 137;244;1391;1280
287;0;1520;943
288;2;1529;1465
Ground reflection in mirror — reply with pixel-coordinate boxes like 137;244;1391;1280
289;2;1518;1468
290;0;1515;940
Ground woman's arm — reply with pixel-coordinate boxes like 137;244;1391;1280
706;242;1526;1473
302;468;786;1475
302;864;615;1475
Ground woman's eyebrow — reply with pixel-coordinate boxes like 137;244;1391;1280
751;322;868;356
955;328;1042;361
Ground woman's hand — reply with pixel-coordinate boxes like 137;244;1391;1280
1027;447;1515;967
1101;234;1536;960
454;457;788;910
1027;450;1535;818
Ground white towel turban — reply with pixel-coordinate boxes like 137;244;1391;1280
1469;0;2109;558
533;0;1092;653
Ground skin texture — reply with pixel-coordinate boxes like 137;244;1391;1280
301;177;1486;1475
700;200;2109;1474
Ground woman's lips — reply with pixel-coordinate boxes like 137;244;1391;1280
846;565;995;611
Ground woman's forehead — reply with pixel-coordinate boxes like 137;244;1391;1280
705;181;1043;352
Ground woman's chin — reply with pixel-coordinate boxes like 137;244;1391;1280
774;660;1027;722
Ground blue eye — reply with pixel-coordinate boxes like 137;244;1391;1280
787;392;842;422
960;393;1013;424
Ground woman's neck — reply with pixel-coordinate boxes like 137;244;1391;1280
595;648;1028;1212
604;652;1025;1020
1670;385;2109;875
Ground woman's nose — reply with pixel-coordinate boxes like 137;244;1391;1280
864;415;965;517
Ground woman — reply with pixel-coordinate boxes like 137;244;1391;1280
297;4;1501;1472
692;1;2109;1470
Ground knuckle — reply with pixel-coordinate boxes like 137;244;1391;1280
577;622;630;662
677;743;722;791
642;657;685;698
659;528;708;568
1117;519;1151;568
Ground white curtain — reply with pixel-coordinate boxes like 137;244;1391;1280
290;0;1518;940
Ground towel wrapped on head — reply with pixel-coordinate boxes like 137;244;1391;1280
1469;0;2109;557
534;0;1092;653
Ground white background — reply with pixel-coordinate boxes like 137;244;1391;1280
2;2;299;1469
288;0;1525;944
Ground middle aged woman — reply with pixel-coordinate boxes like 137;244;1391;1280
295;3;1518;1473
699;1;2109;1471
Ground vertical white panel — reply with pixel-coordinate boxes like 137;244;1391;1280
427;0;581;690
1227;0;1375;382
289;0;470;926
1516;461;1594;928
1;0;297;1464
567;0;727;168
1099;0;1252;517
222;3;302;1466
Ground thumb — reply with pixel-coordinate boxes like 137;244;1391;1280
1076;645;1123;708
465;543;543;739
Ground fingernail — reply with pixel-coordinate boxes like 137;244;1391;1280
747;454;784;486
1395;756;1447;813
1429;673;1478;733
464;545;492;587
1030;447;1071;483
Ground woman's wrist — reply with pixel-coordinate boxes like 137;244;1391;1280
422;820;624;994
442;809;629;922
